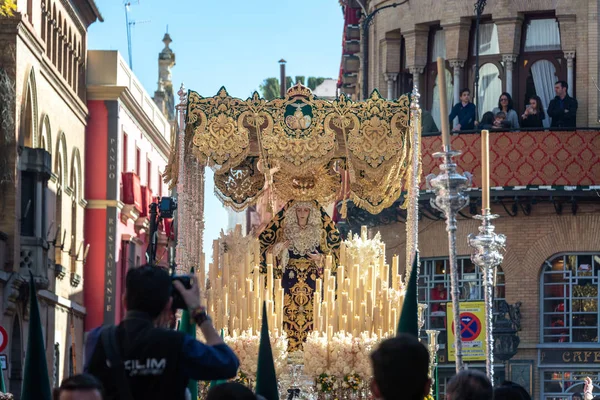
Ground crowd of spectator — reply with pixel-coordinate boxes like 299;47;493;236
449;80;577;132
421;80;579;134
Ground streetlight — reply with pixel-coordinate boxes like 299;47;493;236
473;0;487;121
360;1;409;100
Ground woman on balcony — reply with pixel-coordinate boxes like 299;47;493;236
492;92;520;129
521;95;545;128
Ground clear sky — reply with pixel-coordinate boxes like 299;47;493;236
88;0;345;270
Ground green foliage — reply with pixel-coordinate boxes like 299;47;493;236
258;76;331;99
307;77;326;90
0;0;17;17
259;77;280;100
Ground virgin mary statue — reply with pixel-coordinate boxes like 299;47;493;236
259;200;340;351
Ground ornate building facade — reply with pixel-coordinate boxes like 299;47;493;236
337;1;600;398
0;0;101;396
83;39;174;330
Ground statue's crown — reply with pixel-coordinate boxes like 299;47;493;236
286;83;313;99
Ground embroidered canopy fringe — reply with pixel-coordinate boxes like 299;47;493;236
163;84;420;215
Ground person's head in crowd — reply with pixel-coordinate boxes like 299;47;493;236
480;111;495;128
494;381;531;400
56;374;104;400
527;95;545;116
554;80;568;99
498;92;515;112
370;334;430;400
124;265;174;327
446;369;492;400
494;111;507;128
205;382;257;400
571;393;583;400
460;88;471;104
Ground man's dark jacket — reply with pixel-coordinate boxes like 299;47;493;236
85;311;239;400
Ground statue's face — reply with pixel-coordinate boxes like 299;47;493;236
295;206;311;227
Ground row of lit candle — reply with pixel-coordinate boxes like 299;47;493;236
203;226;406;341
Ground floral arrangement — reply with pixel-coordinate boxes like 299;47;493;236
224;329;288;378
316;373;336;393
344;231;384;281
328;332;355;378
0;393;14;400
353;332;385;381
342;373;363;392
302;332;330;377
425;395;435;400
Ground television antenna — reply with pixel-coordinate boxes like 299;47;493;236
124;1;150;70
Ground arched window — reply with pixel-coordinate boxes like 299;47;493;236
541;253;600;343
418;257;505;349
468;22;501;116
426;28;453;126
518;16;565;122
477;63;502;117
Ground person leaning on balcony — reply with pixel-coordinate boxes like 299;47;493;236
547;80;578;128
521;95;545;128
449;88;476;131
492;92;520;129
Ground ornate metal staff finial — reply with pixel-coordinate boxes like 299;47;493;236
468;212;506;381
410;83;421;110
426;329;440;397
426;151;472;372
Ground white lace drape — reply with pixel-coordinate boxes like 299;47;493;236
432;68;454;129
524;19;561;52
477;63;502;117
531;60;557;128
473;23;500;56
431;30;446;62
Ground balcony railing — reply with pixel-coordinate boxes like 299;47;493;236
421;129;599;189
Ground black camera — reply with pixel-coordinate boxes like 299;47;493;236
158;196;177;219
171;275;192;310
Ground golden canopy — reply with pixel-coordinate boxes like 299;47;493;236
163;83;420;215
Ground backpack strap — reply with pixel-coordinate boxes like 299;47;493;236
101;326;135;400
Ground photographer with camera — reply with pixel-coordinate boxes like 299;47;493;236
84;265;239;400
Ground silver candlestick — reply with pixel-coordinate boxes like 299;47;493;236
427;150;472;372
468;211;506;381
426;329;440;397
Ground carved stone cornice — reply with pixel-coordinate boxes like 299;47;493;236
383;73;398;82
564;51;576;68
449;60;465;69
408;66;425;75
502;54;518;71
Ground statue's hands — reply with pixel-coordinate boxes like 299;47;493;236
308;252;324;264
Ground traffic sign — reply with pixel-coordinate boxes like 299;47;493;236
0;326;7;353
451;312;483;341
447;301;486;362
0;354;6;370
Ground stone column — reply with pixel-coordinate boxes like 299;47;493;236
384;73;398;99
564;51;575;97
449;60;465;104
408;66;425;94
502;54;518;96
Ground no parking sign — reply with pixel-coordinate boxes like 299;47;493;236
0;326;7;353
447;302;486;362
